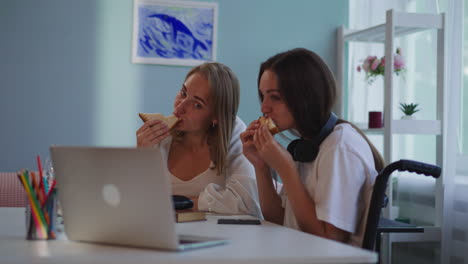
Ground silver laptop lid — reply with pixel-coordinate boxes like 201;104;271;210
50;146;179;250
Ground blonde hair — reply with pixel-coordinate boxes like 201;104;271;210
184;62;240;175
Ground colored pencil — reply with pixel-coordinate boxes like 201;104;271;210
36;155;47;206
20;171;48;239
45;179;57;201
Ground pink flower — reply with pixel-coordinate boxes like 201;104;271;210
357;47;405;84
365;56;377;64
371;59;380;71
362;61;370;72
394;54;405;70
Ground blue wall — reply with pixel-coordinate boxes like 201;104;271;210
0;0;348;171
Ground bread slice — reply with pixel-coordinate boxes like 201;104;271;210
138;113;180;130
258;116;280;135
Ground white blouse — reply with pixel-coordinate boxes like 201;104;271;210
280;123;378;247
158;116;262;217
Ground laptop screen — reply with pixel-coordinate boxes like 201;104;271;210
51;146;180;250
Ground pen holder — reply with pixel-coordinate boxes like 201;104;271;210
25;188;59;240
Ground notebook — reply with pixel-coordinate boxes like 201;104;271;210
50;146;227;251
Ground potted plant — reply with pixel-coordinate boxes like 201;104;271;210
399;102;420;120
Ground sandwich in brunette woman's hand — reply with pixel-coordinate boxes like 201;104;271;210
258;116;280;135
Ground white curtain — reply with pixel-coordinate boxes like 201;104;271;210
348;0;409;125
438;1;466;263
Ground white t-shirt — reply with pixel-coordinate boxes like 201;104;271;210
280;123;377;247
158;116;262;217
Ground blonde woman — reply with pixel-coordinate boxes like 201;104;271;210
137;62;261;217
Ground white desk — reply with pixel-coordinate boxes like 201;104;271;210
0;214;377;264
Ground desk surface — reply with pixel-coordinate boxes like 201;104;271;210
0;214;377;264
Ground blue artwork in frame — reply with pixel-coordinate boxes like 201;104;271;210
132;0;218;66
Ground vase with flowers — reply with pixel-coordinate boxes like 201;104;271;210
356;47;406;84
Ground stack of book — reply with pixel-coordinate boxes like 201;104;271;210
175;209;206;223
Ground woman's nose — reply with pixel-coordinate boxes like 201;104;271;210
260;100;270;115
175;99;188;115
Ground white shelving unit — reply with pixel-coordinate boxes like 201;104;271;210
336;9;447;263
356;120;442;135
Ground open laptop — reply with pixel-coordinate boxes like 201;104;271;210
50;146;227;251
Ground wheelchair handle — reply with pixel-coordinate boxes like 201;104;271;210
382;159;441;179
398;159;441;178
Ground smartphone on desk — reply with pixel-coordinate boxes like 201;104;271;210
217;219;261;225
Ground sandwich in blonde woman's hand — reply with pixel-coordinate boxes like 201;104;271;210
138;113;180;131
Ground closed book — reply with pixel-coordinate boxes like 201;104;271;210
175;209;206;223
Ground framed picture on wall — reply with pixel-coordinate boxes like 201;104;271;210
132;0;218;66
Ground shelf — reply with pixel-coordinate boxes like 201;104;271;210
344;25;424;43
337;9;447;255
355;123;384;134
392;120;441;135
343;12;443;43
355;120;441;135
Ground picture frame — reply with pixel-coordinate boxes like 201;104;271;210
132;0;218;66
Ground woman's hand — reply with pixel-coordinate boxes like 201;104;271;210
253;125;295;176
136;120;170;147
240;120;268;169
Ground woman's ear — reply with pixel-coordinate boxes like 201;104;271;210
211;120;218;128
